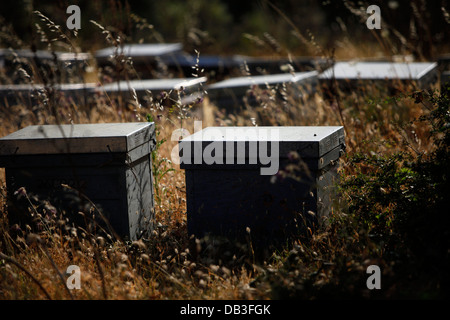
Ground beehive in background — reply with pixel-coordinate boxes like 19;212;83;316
98;77;207;107
94;43;183;80
0;82;97;108
206;71;318;111
319;61;438;96
0;49;91;85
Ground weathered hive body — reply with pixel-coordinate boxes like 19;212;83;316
94;43;183;79
179;126;345;245
207;71;318;111
319;61;438;94
160;54;324;81
160;53;245;81
0;122;156;240
0;83;97;108
99;77;206;106
0;49;91;84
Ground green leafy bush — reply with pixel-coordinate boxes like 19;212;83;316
341;88;450;297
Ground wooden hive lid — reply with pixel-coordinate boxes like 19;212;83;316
179;126;345;170
0;122;155;157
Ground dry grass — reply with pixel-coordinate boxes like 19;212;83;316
0;6;448;300
0;77;440;300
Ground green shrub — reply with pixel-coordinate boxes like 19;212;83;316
341;88;450;297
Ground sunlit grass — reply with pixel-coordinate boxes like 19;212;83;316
0;6;448;300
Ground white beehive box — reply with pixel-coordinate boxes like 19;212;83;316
179;126;345;246
0;83;97;108
0;49;91;84
95;43;183;62
240;56;327;75
95;43;184;79
160;53;244;80
0;122;156;240
207;71;318;110
319;61;438;91
99;77;207;106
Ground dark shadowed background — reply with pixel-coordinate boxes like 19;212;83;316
0;0;448;59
